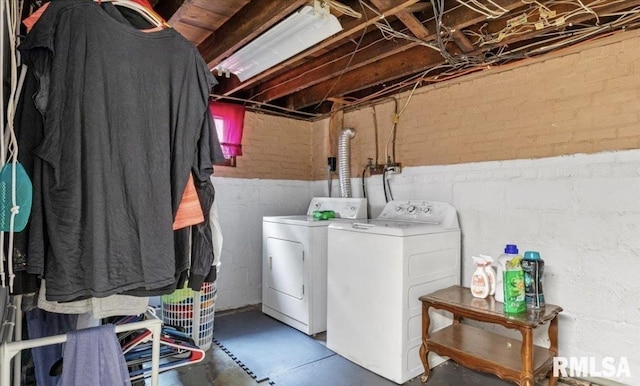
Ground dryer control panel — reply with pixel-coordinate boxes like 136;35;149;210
306;197;367;219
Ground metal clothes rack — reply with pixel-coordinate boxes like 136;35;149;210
0;302;162;386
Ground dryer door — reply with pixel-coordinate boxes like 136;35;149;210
265;238;304;300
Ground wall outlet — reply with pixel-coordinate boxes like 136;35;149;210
386;163;402;175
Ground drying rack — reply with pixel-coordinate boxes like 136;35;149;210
0;298;163;386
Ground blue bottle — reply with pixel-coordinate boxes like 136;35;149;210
522;251;545;309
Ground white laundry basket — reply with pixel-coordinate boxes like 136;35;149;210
161;280;217;351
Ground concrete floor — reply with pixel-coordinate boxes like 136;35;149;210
148;307;576;386
159;340;563;386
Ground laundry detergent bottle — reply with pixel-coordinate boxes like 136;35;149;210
497;244;526;313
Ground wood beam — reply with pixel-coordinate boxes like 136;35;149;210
440;0;526;30
285;44;447;110
370;0;430;39
244;0;526;104
451;30;475;53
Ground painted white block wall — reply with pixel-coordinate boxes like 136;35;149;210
211;177;312;311
213;150;639;385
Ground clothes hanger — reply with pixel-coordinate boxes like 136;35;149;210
123;327;205;380
113;308;205;380
49;309;169;378
94;0;170;29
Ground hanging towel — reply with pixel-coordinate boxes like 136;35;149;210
57;324;131;386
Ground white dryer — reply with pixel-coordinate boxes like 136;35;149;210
262;197;367;335
327;200;461;384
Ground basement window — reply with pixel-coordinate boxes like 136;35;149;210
210;101;245;167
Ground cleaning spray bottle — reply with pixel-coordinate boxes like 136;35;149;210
470;256;490;298
479;254;496;296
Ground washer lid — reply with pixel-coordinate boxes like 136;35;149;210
328;219;458;236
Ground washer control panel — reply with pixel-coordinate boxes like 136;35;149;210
377;200;454;224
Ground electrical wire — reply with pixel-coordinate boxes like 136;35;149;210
456;0;508;18
357;0;439;50
343;0;640;110
361;165;369;199
384;98;398;165
385;171;394;201
1;0;26;291
237;0;640;124
382;168;389;203
325;0;362;18
314;1;369;111
209;94;322;119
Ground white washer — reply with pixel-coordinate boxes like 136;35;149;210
327;200;461;384
262;197;367;335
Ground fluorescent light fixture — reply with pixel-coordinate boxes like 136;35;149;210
215;3;342;82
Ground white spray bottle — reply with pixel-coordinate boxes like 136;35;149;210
470;256;490;298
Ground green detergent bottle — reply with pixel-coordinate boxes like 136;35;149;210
498;244;526;314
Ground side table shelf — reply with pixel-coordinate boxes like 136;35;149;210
419;285;563;386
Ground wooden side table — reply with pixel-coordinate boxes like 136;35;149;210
419;285;562;386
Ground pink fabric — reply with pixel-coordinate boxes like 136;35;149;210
209;101;245;157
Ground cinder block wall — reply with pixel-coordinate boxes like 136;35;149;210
332;30;640;176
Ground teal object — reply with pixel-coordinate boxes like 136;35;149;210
522;250;545;309
0;162;33;232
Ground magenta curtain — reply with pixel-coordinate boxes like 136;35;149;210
209;101;245;157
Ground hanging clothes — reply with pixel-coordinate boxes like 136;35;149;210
56;324;131;386
26;308;78;386
18;0;220;301
188;178;216;291
37;280;149;318
5;67;41;296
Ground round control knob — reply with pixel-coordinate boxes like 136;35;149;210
407;205;416;214
396;206;402;212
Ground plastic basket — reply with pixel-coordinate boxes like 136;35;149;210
161;281;217;351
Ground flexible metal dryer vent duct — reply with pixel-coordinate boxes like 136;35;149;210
338;128;355;198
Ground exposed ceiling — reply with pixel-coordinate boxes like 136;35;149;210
152;0;640;120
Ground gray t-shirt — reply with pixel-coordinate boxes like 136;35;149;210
20;0;217;301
